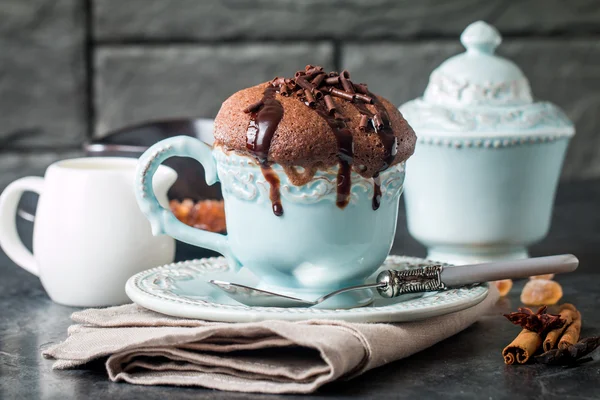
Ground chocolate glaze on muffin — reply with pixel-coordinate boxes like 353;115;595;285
214;66;417;215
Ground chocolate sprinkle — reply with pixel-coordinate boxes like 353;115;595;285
354;93;373;104
359;115;370;131
312;73;326;88
340;70;354;93
328;87;355;102
305;66;324;76
271;77;286;87
304;89;316;107
324;95;336;115
372;114;384;130
296;76;314;92
325;76;341;85
285;78;297;90
353;83;369;94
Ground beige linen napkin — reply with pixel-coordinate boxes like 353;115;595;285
43;286;498;394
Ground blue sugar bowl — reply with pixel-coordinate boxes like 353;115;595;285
399;21;575;265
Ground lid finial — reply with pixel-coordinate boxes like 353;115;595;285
460;21;501;55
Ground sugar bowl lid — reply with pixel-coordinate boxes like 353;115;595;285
400;21;574;138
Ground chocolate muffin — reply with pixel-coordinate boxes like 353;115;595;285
214;65;417;214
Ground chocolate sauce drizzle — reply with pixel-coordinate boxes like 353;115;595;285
312;104;353;208
369;95;399;172
244;86;285;215
245;86;283;163
372;174;382;210
351;95;398;210
243;66;398;216
261;165;283;216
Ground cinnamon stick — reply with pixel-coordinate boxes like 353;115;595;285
543;304;578;351
558;310;582;350
503;329;543;365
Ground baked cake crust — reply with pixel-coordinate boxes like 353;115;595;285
214;82;416;179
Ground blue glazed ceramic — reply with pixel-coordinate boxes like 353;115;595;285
135;135;406;308
399;21;575;265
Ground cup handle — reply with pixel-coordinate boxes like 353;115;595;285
0;176;44;276
135;135;241;271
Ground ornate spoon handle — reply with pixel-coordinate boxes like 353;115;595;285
376;254;578;298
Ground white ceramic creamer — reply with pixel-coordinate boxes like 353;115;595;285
0;157;177;306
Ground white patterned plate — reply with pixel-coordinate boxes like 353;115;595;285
125;255;489;323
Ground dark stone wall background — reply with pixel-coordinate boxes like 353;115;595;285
2;0;600;188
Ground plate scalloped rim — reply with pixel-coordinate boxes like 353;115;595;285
126;255;489;323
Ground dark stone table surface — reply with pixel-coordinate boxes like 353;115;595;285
1;179;599;399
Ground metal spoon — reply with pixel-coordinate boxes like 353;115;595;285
208;254;578;308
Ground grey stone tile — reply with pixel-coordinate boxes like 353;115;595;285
93;43;334;136
93;0;600;41
342;39;600;181
0;0;87;149
500;39;600;181
342;41;463;107
0;151;83;190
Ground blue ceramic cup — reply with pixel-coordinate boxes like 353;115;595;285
135;136;406;307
